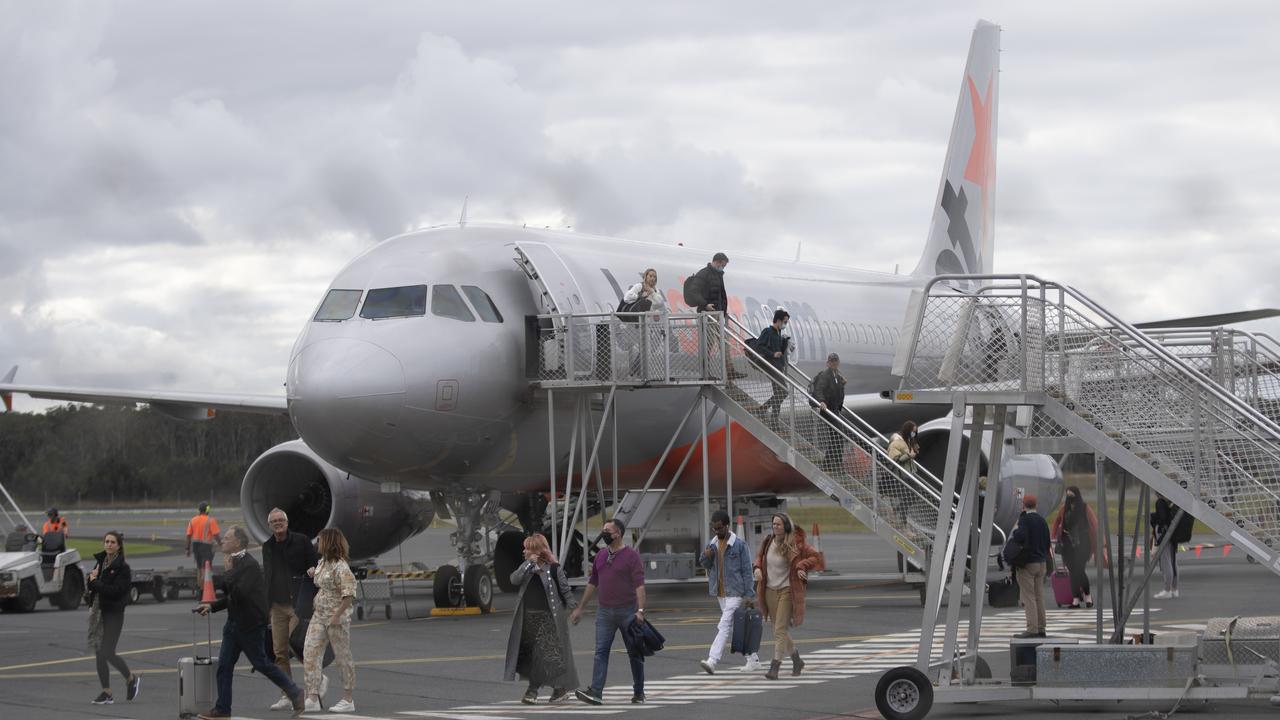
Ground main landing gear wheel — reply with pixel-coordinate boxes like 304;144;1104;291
464;564;494;613
433;565;463;608
875;666;934;720
494;531;526;593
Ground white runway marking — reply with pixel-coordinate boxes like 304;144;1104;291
400;607;1163;719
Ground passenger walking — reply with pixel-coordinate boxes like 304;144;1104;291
261;508;320;711
43;507;70;536
195;526;305;719
1007;494;1051;637
621;269;668;378
1050;486;1097;608
86;531;141;705
1152;494;1192;600
684;252;729;314
887;421;920;473
699;510;762;674
505;533;578;705
753;512;820;679
571;518;647;705
303;528;356;713
811;353;848;472
756;310;791;420
186;503;221;589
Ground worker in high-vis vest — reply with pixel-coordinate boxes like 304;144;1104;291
42;507;69;537
186;503;222;587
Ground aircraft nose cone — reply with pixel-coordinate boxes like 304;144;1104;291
288;339;406;462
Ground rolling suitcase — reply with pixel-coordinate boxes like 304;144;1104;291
1051;566;1075;607
179;611;219;717
730;604;764;655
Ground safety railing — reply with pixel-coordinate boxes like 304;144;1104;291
1130;327;1280;422
531;311;726;387
716;321;953;560
899;274;1280;555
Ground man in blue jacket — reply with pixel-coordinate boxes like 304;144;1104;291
698;510;761;673
1008;494;1051;638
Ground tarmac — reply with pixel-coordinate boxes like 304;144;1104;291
3;509;1279;720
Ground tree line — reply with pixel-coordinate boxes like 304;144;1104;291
0;405;297;508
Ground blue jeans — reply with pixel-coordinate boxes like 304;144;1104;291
590;603;644;696
215;620;300;713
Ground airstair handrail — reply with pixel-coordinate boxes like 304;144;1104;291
721;314;1008;550
916;274;1280;442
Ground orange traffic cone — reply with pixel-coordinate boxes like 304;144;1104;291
201;560;216;603
735;515;746;541
1223;544;1233;558
1194;544;1203;559
811;523;827;571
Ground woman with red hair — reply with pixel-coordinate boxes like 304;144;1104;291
503;534;579;704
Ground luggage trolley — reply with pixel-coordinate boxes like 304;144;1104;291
872;401;1280;720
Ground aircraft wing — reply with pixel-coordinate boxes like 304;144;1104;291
1134;308;1280;329
1;367;287;418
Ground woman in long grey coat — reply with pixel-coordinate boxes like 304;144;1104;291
504;533;579;704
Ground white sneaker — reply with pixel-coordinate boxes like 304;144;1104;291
741;657;765;672
329;698;356;713
699;659;716;674
269;695;293;711
1172;589;1180;598
319;673;329;700
1153;590;1173;600
304;697;321;712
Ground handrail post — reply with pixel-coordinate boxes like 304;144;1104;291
1019;275;1029;392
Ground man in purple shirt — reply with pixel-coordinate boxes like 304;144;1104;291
571;518;647;705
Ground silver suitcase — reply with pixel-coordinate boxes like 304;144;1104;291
178;656;218;717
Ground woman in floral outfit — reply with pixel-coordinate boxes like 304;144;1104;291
304;528;356;713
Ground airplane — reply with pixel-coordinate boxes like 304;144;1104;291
2;20;1069;609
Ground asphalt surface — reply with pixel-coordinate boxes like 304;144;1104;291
3;513;1279;720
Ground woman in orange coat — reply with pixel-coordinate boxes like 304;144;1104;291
753;512;821;680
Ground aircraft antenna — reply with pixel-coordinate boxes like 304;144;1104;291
794;240;802;263
458;196;469;228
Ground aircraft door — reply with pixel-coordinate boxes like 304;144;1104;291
513;243;595;378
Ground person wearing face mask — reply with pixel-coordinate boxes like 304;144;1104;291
686;253;729;314
571;519;647;705
86;531;142;705
756;309;791;420
1050;486;1098;608
888;421;920;473
698;510;761;674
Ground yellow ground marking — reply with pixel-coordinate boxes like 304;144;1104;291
0;630;883;680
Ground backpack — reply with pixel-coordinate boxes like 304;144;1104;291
682;273;705;309
1172;509;1195;544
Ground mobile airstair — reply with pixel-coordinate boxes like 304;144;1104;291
869;274;1280;719
528;309;1001;592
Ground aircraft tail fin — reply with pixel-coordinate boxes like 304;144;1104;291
911;20;1000;279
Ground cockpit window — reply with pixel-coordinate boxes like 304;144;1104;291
360;285;428;319
431;285;475;322
314;289;363;322
461;286;503;323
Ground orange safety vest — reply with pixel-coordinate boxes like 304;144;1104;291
187;514;220;543
42;517;69;536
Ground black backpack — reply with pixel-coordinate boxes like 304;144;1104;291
1172;509;1195;544
682;273;705;309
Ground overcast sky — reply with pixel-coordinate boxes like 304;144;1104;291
2;1;1277;411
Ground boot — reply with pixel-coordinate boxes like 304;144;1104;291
791;651;805;676
764;660;782;680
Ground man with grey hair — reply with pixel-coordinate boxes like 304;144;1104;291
261;508;320;710
811;352;847;473
196;526;305;719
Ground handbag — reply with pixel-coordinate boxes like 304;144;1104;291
616;296;652;322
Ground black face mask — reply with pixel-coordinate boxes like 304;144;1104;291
601;532;614;545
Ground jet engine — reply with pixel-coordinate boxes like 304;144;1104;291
913;416;1064;534
240;440;434;559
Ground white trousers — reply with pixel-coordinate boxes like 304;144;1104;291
708;596;758;664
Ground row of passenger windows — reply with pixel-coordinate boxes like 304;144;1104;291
314;285;503;323
580;301;898;347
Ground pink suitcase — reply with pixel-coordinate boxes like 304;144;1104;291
1050;566;1075;607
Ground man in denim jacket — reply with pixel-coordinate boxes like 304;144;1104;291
698;510;762;673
